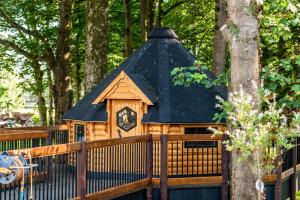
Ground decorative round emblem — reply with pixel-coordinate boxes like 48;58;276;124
117;107;137;132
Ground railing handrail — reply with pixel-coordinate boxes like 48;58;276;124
9;142;82;158
0;131;49;141
85;134;151;149
1;124;68;131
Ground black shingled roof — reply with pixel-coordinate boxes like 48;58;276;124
63;28;227;123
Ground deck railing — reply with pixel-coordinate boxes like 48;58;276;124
0;131;299;200
0;125;69;151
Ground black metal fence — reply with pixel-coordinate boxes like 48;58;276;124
86;141;148;194
152;134;222;178
0;152;77;200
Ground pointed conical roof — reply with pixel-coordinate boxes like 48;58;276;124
63;28;227;123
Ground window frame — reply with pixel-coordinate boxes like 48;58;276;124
184;127;217;148
74;123;85;142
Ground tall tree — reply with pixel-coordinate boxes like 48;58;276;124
221;0;260;199
140;0;149;42
32;60;47;125
147;0;156;32
124;0;133;56
52;0;74;123
0;0;75;124
85;0;108;93
212;0;227;76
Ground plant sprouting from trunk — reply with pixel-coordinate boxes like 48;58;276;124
210;86;300;199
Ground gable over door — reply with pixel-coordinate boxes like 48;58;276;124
93;71;152;138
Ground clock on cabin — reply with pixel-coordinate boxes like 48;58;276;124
117;107;137;132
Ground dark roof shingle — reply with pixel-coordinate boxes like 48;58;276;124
63;28;227;123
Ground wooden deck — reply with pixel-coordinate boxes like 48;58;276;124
0;126;298;200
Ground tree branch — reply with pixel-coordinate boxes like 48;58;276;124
0;8;47;43
162;0;186;17
220;24;231;43
0;37;37;59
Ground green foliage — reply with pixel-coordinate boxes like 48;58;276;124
170;60;229;88
260;0;300;111
210;87;299;183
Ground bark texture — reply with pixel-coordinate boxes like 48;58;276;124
147;0;156;32
212;0;227;76
52;0;74;124
124;0;133;56
32;61;47;125
221;0;260;199
157;0;163;27
0;1;74;124
85;0;108;93
140;0;149;42
47;68;54;125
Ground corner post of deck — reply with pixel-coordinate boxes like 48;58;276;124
221;134;229;200
160;134;168;200
146;134;153;200
77;141;87;199
274;154;282;200
291;139;297;200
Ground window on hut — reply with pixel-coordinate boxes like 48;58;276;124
184;127;216;148
74;124;85;142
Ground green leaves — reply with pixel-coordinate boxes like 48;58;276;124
210;87;299;180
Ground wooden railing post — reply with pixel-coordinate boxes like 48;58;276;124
221;134;229;200
160;134;168;200
274;154;282;200
291;140;297;200
146;134;153;200
46;130;53;145
77;141;87;199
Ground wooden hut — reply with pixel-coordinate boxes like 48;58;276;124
63;28;227;175
63;27;226;141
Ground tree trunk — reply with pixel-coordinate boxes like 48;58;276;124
53;0;74;124
47;68;54;125
148;0;156;32
124;0;133;56
36;95;47;125
221;1;260;199
74;31;83;103
156;0;163;27
212;0;227;76
32;61;47;125
85;0;108;93
140;0;149;43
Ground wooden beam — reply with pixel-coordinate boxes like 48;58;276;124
3;124;68;131
160;134;168;200
85;135;150;149
152;176;223;186
9;143;82;158
274;155;282;200
281;167;294;180
291;143;297;200
0;131;48;141
85;178;151;200
77;142;87;199
221;134;229;200
146;135;153;200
